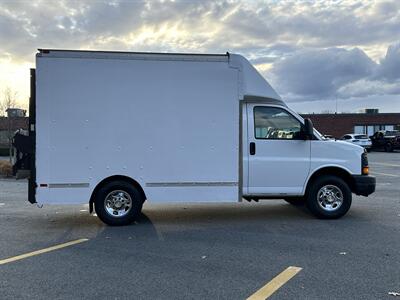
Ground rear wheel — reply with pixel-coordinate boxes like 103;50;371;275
306;175;352;219
94;181;144;226
284;197;306;206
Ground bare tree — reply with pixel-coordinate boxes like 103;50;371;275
0;87;19;163
0;86;18;116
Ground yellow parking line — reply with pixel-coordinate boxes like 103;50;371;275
0;238;89;265
247;266;302;300
370;171;400;178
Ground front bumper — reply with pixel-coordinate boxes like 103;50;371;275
352;175;376;196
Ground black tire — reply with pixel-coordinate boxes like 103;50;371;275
94;181;144;226
306;175;352;219
284;197;306;206
384;143;393;152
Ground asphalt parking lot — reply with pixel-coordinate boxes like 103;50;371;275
0;152;399;299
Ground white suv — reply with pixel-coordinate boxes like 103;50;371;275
341;134;372;151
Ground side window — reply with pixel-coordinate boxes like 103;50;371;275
254;107;302;140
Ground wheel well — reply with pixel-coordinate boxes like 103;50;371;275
306;167;355;195
89;175;146;213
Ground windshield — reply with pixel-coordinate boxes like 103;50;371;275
313;128;324;139
284;106;324;140
355;135;368;139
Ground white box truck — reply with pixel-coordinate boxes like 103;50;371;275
13;49;375;225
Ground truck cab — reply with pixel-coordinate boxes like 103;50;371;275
242;98;375;218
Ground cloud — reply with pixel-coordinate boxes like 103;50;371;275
376;43;400;81
1;0;399;60
338;79;400;98
268;43;400;102
336;43;400;99
0;1;89;59
269;47;376;99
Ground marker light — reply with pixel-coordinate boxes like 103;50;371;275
362;166;369;175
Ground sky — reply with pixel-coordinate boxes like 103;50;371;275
0;0;399;113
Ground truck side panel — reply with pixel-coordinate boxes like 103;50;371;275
36;57;239;204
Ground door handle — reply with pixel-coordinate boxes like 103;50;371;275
250;142;256;155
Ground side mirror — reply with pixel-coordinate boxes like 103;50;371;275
303;118;314;139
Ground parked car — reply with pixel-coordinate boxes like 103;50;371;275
340;134;372;151
370;130;400;152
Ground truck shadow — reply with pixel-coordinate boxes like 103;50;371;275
20;201;370;247
26;202;313;239
86;202;314;241
140;202;312;224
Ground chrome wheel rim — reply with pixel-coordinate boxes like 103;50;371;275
104;190;132;217
317;185;343;212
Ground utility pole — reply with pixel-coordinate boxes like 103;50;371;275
335;96;338;114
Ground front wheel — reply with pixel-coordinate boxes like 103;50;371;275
306;175;352;219
94;181;144;226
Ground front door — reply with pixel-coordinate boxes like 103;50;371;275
246;104;311;195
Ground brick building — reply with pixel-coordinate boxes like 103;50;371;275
301;112;400;138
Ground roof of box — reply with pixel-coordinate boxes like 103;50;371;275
37;49;229;62
37;49;282;102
